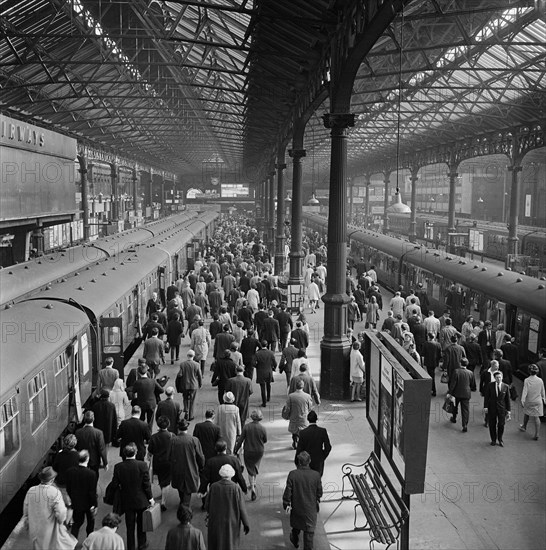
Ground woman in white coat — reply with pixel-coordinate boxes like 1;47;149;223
520;364;545;440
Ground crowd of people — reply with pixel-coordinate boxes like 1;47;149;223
19;215;545;550
21;215;333;550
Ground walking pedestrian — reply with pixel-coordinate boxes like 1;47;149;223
233;409;267;501
66;450;98;539
91;389;118;445
75;411;108;477
484;370;511;447
168;419;205;507
282;451;323;550
284;378;313;450
519;364;545;440
190;319;212;375
148;416;174;511
205;464;250;550
193;409;221;462
225;365;253;424
349;341;365;402
447;358;476;432
216;392;242;454
254;341;277;407
109;379;130;428
133;363;165;428
175;350;202;421
22;467;77;550
112;443;154;550
164;505;205;550
81;513;124;550
295;411;331;476
116;405;151;461
155;386;182;433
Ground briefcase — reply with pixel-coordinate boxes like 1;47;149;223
143;502;161;532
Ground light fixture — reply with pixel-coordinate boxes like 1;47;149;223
386;9;410;215
307;119;320;206
477;197;484;203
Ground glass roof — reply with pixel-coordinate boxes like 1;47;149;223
0;0;543;182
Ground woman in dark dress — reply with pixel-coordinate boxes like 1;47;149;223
148;416;173;511
234;409;268;501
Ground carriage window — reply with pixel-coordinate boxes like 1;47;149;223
102;326;121;353
28;370;48;433
81;333;90;376
0;394;20;470
528;317;540;356
54;351;70;405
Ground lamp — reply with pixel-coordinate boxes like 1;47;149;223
307;119;320;206
386;9;410;215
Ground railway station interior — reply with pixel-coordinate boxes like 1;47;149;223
0;1;545;550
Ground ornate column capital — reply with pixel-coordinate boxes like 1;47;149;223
276;163;287;170
508;165;523;173
448;171;459;179
288;149;306;159
322;113;355;130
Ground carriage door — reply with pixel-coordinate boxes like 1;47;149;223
157;266;166;307
173;253;180;282
186;242;195;271
100;317;124;379
71;339;84;423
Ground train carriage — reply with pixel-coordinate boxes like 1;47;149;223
304;212;546;367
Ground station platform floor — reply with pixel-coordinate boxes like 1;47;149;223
4;291;545;550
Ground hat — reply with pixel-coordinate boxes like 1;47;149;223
219;464;235;479
38;466;57;483
178;419;190;431
223;391;235;404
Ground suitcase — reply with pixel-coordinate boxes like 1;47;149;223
142;502;162;532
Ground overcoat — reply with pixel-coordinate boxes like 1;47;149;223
282;466;323;531
205;479;249;550
168;433;205;493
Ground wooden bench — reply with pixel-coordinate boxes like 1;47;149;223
341;452;409;549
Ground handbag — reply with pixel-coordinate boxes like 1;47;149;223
164;341;170;353
442;395;456;415
509;385;518;401
281;404;290;420
440;370;448;384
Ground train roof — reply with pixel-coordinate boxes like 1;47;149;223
0;300;90;394
304;213;546;318
27;213;218;319
0;211;198;308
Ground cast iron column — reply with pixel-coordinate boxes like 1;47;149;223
409;167;419;242
268;172;276;251
447;165;458;253
275;154;287;275
364;174;371;228
507;163;522;255
288;148;306;284
320;112;355;400
110;165;118;223
383;172;390;232
79;160;90;241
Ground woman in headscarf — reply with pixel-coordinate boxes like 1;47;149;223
216;392;241;454
109;378;130;428
205;464;250;550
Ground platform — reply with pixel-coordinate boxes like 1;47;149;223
3;289;545;550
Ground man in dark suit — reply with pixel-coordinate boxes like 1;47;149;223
225;365;253;424
478;320;496;365
275;304;293;350
494;349;513;385
291;321;309;352
262;310;280;351
133;364;165;427
295;411;332;476
116;406;152;460
253;303;269;340
213;324;235;360
193;409;221;461
484;370;511;446
142;327;165;376
66;450;98;538
240;329;261;380
75;411;108;476
283;451;323;550
155;386;182;433
112;443;154;550
447;358;476;432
